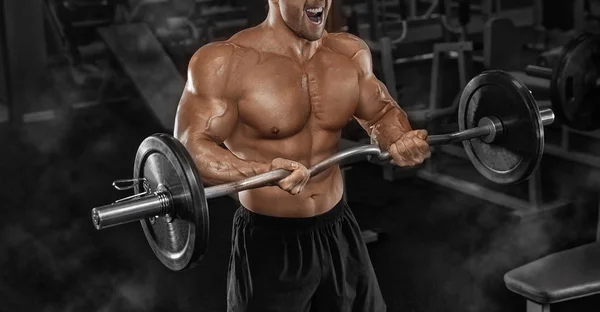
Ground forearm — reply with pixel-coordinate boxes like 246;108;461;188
185;138;269;186
367;103;413;151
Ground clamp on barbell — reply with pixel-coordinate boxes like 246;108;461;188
91;178;174;230
113;178;152;203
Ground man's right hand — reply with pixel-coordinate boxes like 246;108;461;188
269;158;311;195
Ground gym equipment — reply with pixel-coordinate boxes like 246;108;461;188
504;200;600;312
505;242;600;312
1;0;47;126
503;38;600;312
90;70;555;271
537;46;563;69
108;134;208;271
520;34;600;131
358;0;535;47
459;71;546;184
378;38;473;118
483;17;520;70
53;0;116;47
551;34;600;131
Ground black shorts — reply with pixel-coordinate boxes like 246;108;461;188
227;199;386;312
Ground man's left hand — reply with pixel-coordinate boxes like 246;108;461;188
389;130;431;167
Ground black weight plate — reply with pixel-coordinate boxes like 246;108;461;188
459;71;544;185
551;33;600;131
134;134;209;271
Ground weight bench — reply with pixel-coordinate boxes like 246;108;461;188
504;201;600;311
505;243;600;311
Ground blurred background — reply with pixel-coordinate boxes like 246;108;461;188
1;0;600;311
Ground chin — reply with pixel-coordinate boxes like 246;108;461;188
305;34;323;41
302;29;325;41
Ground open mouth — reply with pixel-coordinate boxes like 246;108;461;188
305;7;324;24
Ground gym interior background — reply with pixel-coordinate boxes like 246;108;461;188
1;0;600;311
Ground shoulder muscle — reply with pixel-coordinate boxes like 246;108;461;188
187;42;234;95
326;33;372;76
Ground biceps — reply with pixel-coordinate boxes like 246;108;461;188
354;75;397;124
174;89;238;145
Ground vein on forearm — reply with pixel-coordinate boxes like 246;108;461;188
362;88;412;152
180;131;265;186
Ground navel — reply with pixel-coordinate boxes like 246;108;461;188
271;127;280;134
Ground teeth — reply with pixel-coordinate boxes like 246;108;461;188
306;7;323;13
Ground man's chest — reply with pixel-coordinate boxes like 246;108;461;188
235;51;361;137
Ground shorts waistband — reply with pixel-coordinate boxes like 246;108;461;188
235;198;348;231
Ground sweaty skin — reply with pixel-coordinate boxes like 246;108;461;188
174;0;430;217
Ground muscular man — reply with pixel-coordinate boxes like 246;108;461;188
175;0;430;311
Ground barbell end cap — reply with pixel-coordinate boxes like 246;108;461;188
91;208;102;230
539;108;555;126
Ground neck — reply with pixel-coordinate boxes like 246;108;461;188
262;2;323;60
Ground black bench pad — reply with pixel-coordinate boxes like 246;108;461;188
504;243;600;304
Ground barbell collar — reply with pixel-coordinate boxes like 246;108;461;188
478;116;503;144
91;187;171;230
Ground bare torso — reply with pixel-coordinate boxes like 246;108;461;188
175;18;410;218
221;28;362;217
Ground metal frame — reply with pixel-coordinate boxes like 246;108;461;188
596;198;600;242
532;0;544;30
357;6;536;44
574;0;586;33
378;39;472;120
428;41;472;118
544;127;600;170
526;301;551;312
0;0;10;124
0;0;47;126
426;140;570;214
367;0;382;40
379;37;398;100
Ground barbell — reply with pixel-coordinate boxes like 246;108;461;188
90;70;555;271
